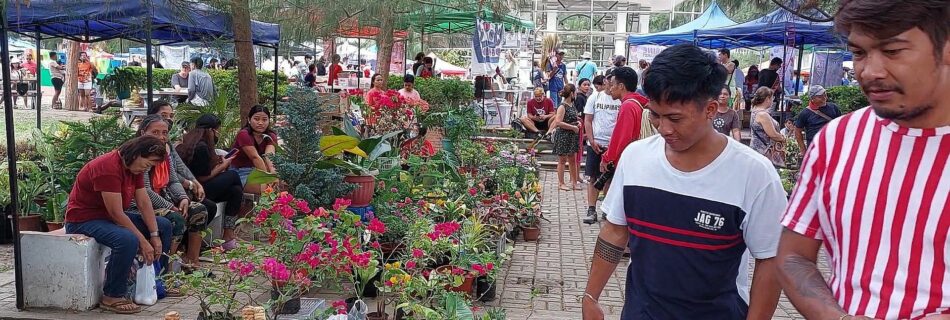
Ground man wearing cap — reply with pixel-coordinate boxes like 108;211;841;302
793;85;841;152
546;51;567;106
575;52;597;85
171;61;191;103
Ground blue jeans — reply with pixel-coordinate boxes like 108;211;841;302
230;167;253;186
548;89;562;107
65;213;173;298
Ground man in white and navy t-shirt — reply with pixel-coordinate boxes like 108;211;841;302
582;74;621;224
581;44;786;320
778;1;950;319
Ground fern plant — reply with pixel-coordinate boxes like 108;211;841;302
269;87;354;207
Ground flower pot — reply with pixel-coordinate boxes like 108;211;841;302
435;265;475;295
379;242;404;259
507;227;521;241
270;287;301;314
344;174;377;207
17;214;44;232
522;226;540;241
45;221;64;232
394;308;413;320
359;270;382;298
367;311;390;320
475;276;497;302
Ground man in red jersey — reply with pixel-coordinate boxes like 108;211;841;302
777;0;950;319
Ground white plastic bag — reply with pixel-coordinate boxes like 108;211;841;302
133;263;158;306
347;299;367;320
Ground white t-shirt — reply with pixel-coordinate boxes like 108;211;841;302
582;89;622;145
602;136;787;311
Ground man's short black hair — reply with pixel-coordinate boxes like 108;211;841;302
592;75;605;86
718;48;730;57
643;44;727;107
190;56;204;69
612;67;638;93
769;57;783;66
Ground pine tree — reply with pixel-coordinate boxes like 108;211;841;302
271;87;354;207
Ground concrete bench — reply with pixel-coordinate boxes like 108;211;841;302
20;230;107;311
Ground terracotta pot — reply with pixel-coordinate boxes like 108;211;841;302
45;222;64;232
343;174;377;207
522;226;540;241
17;214;44;232
435;265;475;295
367;311;390;320
380;242;404;258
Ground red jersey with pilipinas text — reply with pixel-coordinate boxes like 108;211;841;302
782;107;950;319
601;92;649;166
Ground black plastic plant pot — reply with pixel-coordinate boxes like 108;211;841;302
475;276;497;302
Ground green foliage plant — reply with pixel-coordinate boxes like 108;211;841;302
42;115;134;192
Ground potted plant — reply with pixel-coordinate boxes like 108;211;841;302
98;67;137;100
42;192;67;231
164;248;256;320
10;163;48;232
511;189;544;242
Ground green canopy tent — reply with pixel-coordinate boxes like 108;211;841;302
401;9;534;34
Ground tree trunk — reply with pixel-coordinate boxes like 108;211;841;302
232;0;259;121
374;7;395;79
63;40;80;111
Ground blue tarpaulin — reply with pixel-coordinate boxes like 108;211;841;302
5;0;280;47
695;6;840;48
628;2;737;46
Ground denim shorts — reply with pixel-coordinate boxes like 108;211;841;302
230;167;253;186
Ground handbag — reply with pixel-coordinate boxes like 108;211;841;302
752;119;787;167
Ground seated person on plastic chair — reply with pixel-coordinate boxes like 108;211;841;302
519;88;556;135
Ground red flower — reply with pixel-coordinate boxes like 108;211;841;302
406;261;417;269
370;241;381;249
412;248;424;258
332;300;347;314
333;198;352;211
367;218;386;234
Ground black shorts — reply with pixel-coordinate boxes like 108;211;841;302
15;83;28;96
52;78;64;91
533;120;549;131
585;145;604;179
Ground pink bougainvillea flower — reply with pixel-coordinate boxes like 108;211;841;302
468;188;478;196
333;198;352;211
370;241;381;249
314;207;329;218
412;248;424;259
367;218;386;234
405;260;417;269
332;300;347;314
486;262;494;271
276;192;293;205
261;257;290;281
294;199;312;214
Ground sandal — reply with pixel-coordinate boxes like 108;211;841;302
99;299;141;314
165;286;184;298
559;185;570;191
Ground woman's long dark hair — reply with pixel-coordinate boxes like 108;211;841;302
177;114;221;166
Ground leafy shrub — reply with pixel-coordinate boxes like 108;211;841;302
113;67;288;109
386;76;475;128
42;116;134;191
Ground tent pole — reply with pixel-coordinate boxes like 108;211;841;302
145;21;154;104
0;14;26;311
794;44;804;96
35;31;42;128
273;47;278;113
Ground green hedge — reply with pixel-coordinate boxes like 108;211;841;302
794;85;867;116
114;67;288;109
386;76;474;127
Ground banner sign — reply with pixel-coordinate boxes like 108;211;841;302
810;51;845;88
471;18;505;76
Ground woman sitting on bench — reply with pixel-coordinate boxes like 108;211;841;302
176;114;245;251
64;136;173;314
135;115;212;271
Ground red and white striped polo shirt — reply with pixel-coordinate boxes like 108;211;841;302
782;107;950;319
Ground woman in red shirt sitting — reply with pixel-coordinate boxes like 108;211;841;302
229;105;278;194
64;136;173;314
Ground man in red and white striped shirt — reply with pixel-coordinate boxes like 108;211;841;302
777;1;950;319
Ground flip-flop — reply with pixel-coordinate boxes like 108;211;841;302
99;299;141;314
559;185;571;191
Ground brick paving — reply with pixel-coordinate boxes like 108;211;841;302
491;170;832;319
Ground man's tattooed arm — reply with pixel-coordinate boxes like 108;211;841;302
595;236;625;264
777;229;851;320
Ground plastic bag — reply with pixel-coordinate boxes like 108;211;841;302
133;263;158;306
347;299;367;320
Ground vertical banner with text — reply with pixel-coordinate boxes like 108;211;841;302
471;18;506;76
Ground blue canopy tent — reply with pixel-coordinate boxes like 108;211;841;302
627;2;738;46
694;6;840;49
0;0;279;310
